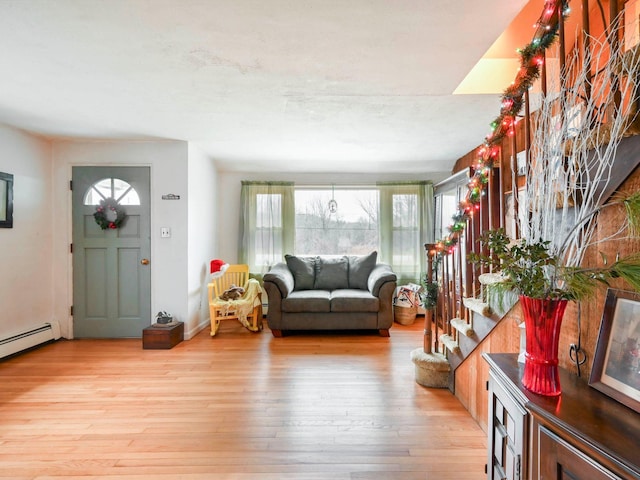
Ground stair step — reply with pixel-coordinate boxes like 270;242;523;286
478;272;507;285
450;318;474;337
439;334;460;354
463;297;492;317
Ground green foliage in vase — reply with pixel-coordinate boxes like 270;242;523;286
469;222;640;302
469;230;560;299
471;21;640;303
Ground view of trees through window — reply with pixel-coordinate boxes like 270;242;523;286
243;182;427;282
295;188;379;255
391;193;419;267
255;193;283;265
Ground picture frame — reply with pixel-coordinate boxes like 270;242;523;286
589;288;640;414
504;186;527;240
504;191;515;239
0;171;13;228
515;150;527;176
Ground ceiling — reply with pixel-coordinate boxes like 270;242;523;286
0;0;533;174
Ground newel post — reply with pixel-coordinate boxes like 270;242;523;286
410;243;450;389
423;243;437;354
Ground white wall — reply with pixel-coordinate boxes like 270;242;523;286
51;140;189;338
187;144;218;338
0;124;54;339
0;129;446;342
217;171;446;263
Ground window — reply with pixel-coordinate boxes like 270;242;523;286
239;182;294;275
294;188;378;255
255;192;283;266
392;193;420;266
240;182;433;283
379;183;432;284
83;178;140;205
434;169;470;292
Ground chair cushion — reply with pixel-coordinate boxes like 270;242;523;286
285;254;317;291
314;256;349;290
347;251;377;289
282;290;331;313
330;289;379;312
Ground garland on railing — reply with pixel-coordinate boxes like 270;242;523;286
434;0;570;255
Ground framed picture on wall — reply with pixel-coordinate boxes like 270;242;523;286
504;191;516;239
516;150;527;176
0;171;13;228
504;187;527;240
589;288;640;414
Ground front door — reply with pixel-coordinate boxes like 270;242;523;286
72;166;151;338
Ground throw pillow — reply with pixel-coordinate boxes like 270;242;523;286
348;251;377;289
285;254;316;291
314;256;349;290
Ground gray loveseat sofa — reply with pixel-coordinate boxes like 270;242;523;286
263;252;397;337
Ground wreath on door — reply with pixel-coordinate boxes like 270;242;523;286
93;197;126;230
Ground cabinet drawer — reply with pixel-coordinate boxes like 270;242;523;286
537;426;622;480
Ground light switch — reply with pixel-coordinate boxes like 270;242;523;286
161;227;171;238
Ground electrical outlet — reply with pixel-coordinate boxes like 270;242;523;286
161;227;171;238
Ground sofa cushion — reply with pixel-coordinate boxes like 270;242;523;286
347;251;377;289
314;256;349;290
282;290;331;313
330;289;379;313
285;254;317;291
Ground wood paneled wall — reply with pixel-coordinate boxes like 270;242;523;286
450;0;639;430
455;165;640;432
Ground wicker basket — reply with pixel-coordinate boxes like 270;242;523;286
394;304;418;325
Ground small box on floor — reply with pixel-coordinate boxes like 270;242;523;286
142;321;184;349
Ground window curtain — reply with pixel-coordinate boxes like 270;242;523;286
378;182;434;284
238;181;294;275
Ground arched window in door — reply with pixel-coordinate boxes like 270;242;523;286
83;178;141;205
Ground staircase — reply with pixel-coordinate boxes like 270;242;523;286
426;135;640;394
425;267;517;391
421;158;503;392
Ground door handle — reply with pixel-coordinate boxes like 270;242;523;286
141;258;150;265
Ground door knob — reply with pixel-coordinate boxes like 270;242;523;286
141;258;150;265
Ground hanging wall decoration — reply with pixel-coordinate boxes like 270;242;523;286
93;197;126;230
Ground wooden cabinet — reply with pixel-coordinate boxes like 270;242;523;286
488;367;528;480
484;354;640;480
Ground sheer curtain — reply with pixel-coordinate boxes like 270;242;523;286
238;182;294;276
378;182;434;284
239;181;434;283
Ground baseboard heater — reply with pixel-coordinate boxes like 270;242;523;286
0;322;61;359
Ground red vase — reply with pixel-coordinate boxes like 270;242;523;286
520;295;568;396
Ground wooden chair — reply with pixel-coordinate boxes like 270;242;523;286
208;264;263;336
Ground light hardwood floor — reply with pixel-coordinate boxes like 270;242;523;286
0;320;487;480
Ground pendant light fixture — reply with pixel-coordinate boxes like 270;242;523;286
328;185;338;214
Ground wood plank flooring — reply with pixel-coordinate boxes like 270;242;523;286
0;320;487;480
